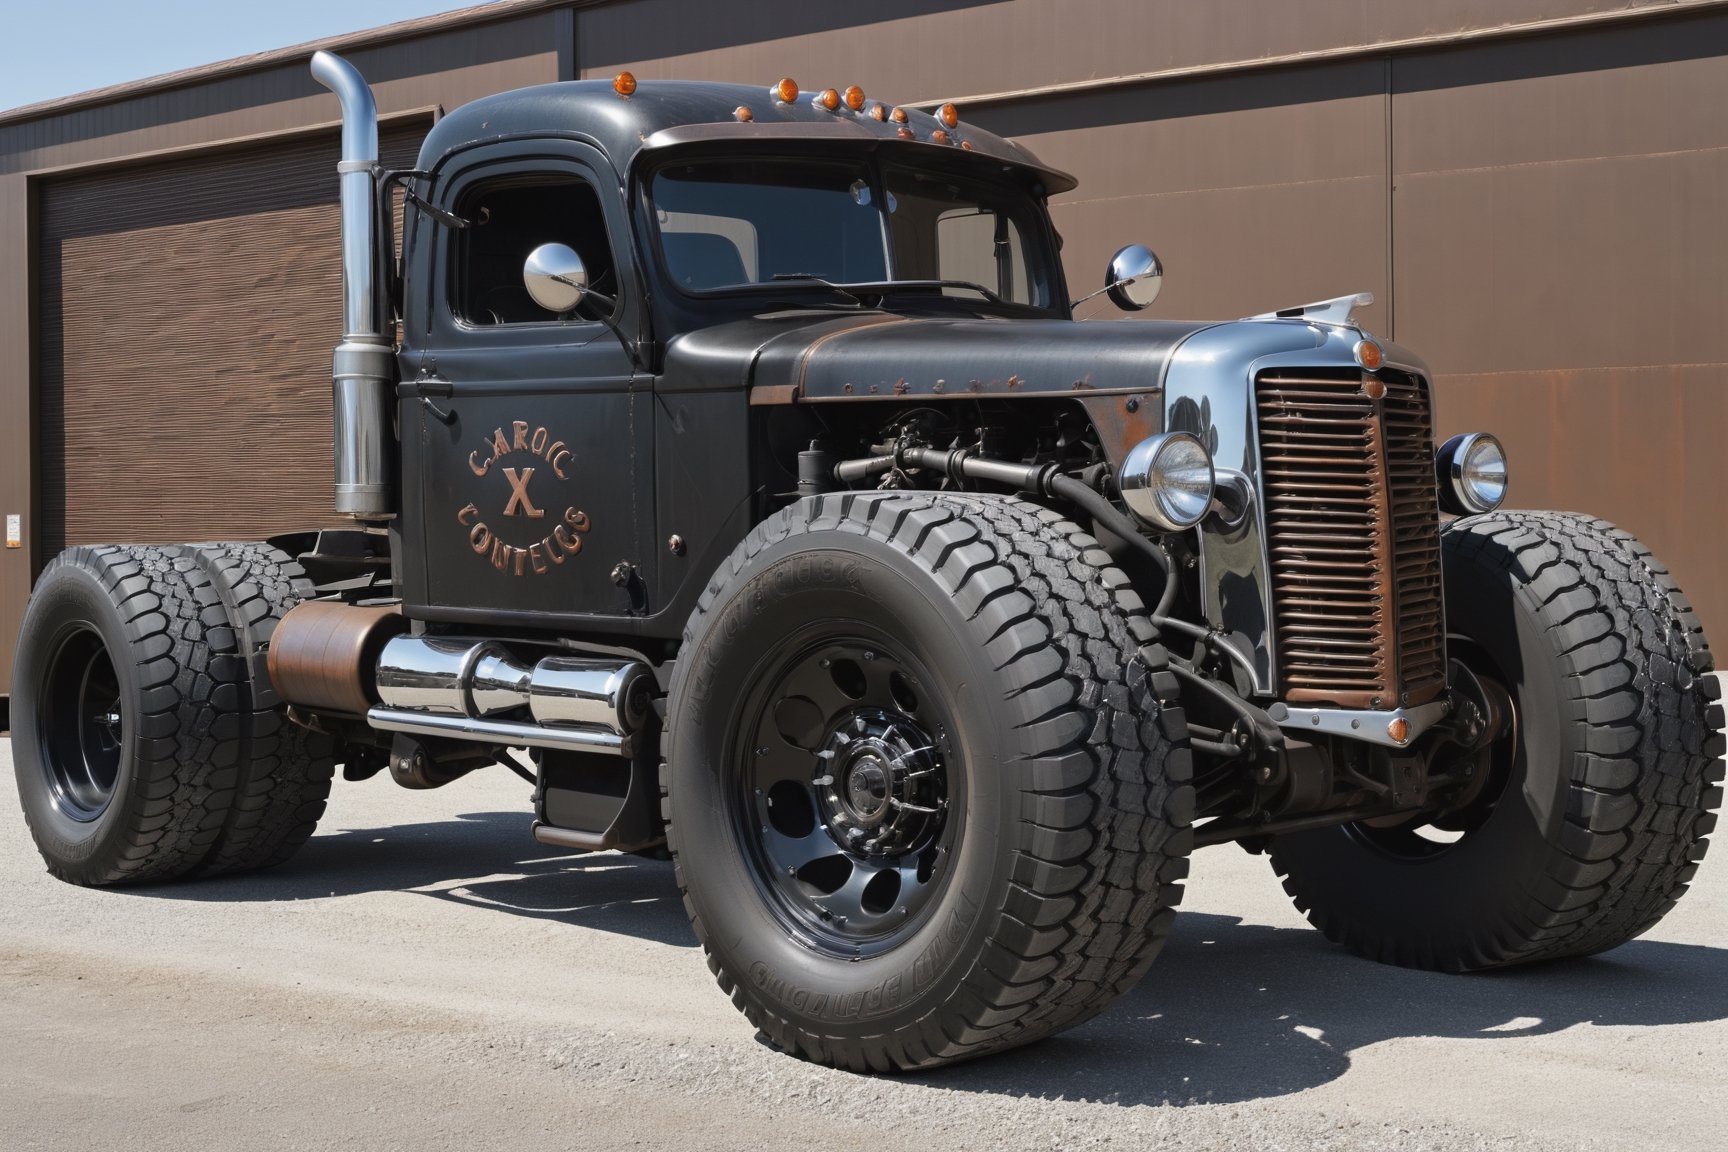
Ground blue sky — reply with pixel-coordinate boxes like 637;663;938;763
0;0;487;112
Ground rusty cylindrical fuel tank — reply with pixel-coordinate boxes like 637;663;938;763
267;601;406;715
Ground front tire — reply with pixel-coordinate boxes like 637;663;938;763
664;493;1194;1070
1269;511;1724;970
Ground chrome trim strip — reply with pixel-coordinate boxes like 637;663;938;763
367;707;633;758
1268;699;1452;749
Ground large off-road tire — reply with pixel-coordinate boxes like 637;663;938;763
12;546;247;884
183;542;336;875
663;493;1194;1070
1269;511;1724;970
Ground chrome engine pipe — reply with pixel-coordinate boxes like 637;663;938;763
529;657;652;733
310;50;394;520
373;636;652;742
368;708;632;758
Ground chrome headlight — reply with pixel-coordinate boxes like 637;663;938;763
1437;432;1508;515
1121;432;1216;531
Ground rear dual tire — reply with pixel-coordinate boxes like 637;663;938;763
12;542;333;886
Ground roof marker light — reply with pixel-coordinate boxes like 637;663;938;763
932;130;950;144
773;78;799;104
844;85;866;112
734;105;754;122
867;102;888;122
613;72;637;97
890;107;908;124
815;88;841;111
938;102;959;129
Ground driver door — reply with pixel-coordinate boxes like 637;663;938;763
398;141;654;624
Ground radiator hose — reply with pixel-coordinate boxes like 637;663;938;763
834;445;1282;749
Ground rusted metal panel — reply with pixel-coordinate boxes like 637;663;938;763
978;61;1391;334
1437;366;1728;639
575;0;1712;107
1391;12;1728;636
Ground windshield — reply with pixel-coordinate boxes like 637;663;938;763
649;156;1057;309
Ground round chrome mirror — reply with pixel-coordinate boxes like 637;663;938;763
1104;244;1163;311
523;242;589;313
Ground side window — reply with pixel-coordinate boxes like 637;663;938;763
453;176;616;325
935;208;1030;303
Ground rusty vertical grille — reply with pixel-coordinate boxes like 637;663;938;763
1256;369;1446;709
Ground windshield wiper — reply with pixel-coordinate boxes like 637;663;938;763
768;273;863;306
768;274;1008;307
877;279;1007;305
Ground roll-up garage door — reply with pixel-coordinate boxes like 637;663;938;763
36;123;426;556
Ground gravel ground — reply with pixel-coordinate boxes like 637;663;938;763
3;732;1726;1152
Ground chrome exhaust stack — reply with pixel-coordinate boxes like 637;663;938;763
310;51;395;520
369;636;653;758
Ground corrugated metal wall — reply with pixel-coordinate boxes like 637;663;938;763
1;0;1725;697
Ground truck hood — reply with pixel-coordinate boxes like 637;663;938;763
660;312;1219;402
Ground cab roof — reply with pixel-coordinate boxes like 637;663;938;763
416;78;1078;195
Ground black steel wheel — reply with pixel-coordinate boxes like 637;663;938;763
665;492;1194;1071
37;624;126;821
1270;512;1724;970
738;633;962;957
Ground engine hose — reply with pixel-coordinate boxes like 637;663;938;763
840;445;1284;749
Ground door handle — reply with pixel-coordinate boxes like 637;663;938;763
414;377;456;424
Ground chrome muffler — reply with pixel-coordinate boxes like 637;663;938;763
369;636;652;757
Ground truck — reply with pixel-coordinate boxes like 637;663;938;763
8;52;1723;1072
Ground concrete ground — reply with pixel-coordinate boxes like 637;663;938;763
3;733;1726;1152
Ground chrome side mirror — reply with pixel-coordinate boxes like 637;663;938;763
1104;244;1163;311
523;243;589;313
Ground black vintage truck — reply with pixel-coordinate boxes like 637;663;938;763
9;53;1722;1071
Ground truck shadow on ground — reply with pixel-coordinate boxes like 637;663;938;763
131;808;699;949
930;917;1728;1107
132;809;1728;1106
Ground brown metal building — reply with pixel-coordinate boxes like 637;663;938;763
2;0;1726;702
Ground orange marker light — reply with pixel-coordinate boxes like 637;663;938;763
868;102;888;122
960;140;974;150
1387;717;1410;744
1355;339;1384;371
773;77;799;103
890;106;908;124
844;85;866;112
932;129;950;144
938;102;959;129
1363;377;1386;400
897;126;914;139
613;72;637;97
816;88;841;111
734;105;754;122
